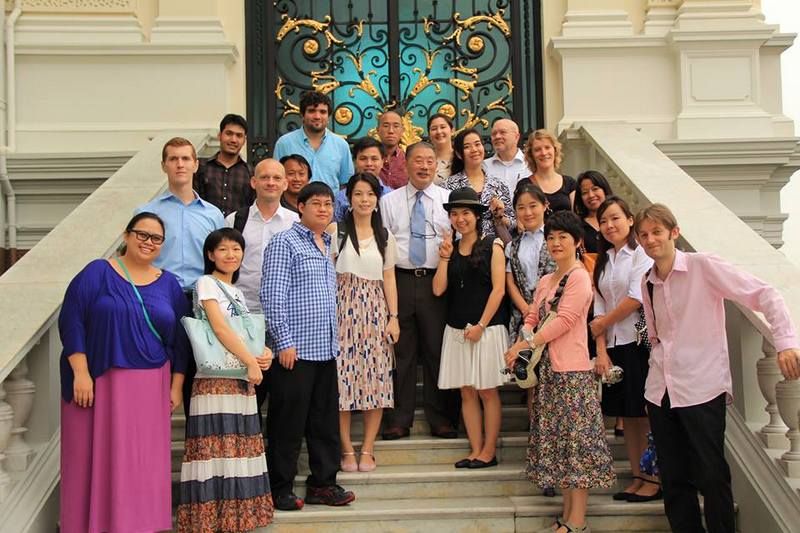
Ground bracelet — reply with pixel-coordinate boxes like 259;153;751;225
477;321;486;330
439;256;450;262
388;313;398;319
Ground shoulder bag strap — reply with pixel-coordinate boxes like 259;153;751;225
211;277;249;317
114;256;164;343
548;267;578;311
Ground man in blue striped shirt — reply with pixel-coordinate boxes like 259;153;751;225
260;182;355;511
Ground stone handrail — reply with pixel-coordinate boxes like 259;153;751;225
562;122;800;530
0;131;211;530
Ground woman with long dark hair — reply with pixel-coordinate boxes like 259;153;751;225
573;170;613;256
446;128;515;238
335;172;400;473
433;187;509;469
590;196;659;503
59;212;189;533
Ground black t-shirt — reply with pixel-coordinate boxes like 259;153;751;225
581;218;601;254
544;175;576;214
445;237;507;329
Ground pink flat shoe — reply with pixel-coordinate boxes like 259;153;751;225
358;451;377;472
340;451;358;472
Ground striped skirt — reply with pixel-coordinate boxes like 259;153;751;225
176;378;274;533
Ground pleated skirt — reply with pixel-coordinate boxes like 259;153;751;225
438;324;510;390
176;378;273;533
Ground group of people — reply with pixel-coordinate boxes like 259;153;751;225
56;89;800;533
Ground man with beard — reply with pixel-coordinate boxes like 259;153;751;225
273;91;354;192
193;114;255;216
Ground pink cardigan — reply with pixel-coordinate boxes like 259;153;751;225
524;267;593;372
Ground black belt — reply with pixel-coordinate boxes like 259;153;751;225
396;267;436;277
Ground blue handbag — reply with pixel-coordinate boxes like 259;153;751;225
180;277;265;379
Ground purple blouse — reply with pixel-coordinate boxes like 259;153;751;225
58;259;190;402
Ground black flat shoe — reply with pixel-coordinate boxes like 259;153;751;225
454;457;472;468
612;491;634;501
543;486;556;497
467;456;498;469
627;489;663;502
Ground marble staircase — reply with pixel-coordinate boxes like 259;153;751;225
168;382;681;532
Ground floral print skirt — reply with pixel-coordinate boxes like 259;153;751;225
176;378;273;533
526;352;616;489
337;272;394;411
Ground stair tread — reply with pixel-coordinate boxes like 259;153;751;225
270;494;667;523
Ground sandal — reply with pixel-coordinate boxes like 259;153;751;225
340;451;358;472
358;450;377;472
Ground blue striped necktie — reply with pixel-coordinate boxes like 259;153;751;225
410;190;426;267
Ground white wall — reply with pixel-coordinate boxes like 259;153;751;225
762;0;800;266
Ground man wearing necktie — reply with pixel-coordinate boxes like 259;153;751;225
379;142;461;440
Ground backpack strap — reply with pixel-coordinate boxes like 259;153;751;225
233;206;249;234
645;268;656;331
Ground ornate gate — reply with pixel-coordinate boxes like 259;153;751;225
245;0;543;162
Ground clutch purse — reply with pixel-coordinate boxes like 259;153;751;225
181;278;265;379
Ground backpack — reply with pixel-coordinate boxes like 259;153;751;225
232;206;249;234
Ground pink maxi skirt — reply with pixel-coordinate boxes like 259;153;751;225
60;363;172;533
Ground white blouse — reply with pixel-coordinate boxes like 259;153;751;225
335;231;397;281
593;244;654;347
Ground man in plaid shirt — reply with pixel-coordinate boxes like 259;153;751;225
260;181;355;511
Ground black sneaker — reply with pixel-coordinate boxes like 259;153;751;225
305;484;356;506
274;492;304;511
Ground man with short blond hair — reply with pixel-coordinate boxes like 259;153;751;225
136;137;224;416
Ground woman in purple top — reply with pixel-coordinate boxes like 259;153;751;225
58;212;190;533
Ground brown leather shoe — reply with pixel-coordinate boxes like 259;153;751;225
381;427;410;440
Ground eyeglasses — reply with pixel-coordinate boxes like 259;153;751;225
130;229;165;245
410;220;439;240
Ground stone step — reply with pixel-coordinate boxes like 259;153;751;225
257;495;673;532
170;404;532;441
171;459;634;502
170;432;630;473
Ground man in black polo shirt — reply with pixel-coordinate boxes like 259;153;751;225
193;113;255;216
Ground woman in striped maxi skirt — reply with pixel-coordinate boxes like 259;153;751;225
177;229;274;532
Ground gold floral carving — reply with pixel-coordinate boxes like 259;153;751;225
410;67;441;98
467;36;485;53
275;77;300;118
457;109;489;133
310;71;340;95
276;14;344;49
335;107;353;125
438;104;456;119
401;111;424;147
303;38;320;55
444;9;510;47
348;70;380;99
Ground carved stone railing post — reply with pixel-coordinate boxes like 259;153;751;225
0;383;14;502
775;378;800;478
757;340;789;448
4;359;35;471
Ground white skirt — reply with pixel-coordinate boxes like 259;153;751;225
438;324;510;390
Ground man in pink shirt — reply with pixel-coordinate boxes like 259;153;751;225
635;203;800;533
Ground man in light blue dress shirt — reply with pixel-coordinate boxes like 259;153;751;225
135;136;224;416
272;91;354;192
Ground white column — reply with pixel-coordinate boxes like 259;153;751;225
561;0;634;37
150;0;227;44
644;0;680;36
0;382;14;502
775;378;800;477
4;359;35;471
756;340;789;448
